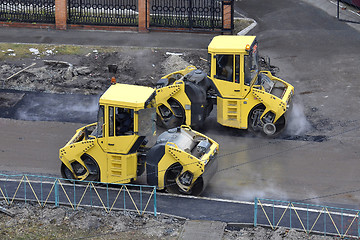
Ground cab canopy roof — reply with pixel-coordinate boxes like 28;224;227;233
100;83;155;109
208;35;256;54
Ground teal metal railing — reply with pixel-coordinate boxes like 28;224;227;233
254;197;360;238
0;173;157;216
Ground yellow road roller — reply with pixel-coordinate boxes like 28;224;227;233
59;83;219;195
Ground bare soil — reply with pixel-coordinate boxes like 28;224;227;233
0;202;336;240
0;202;184;240
0;45;209;95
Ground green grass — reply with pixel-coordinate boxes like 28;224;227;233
0;43;145;60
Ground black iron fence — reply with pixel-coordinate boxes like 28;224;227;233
67;0;138;26
337;0;360;24
0;0;55;23
0;0;233;31
149;0;233;32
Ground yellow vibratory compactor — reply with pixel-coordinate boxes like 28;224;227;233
155;35;295;136
59;83;219;195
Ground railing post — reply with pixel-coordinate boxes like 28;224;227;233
73;181;76;209
272;200;275;228
24;175;27;204
341;209;343;237
337;0;340;19
254;197;258;227
140;186;142;214
41;176;43;206
154;187;157;216
107;183;109;211
289;202;292;229
188;0;193;30
123;185;126;211
54;179;59;207
358;212;360;238
5;176;9;204
324;209;326;236
90;183;93;207
307;206;309;233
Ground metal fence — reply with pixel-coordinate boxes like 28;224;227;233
254;198;360;238
337;0;360;24
0;173;157;216
149;0;233;32
67;0;138;26
0;0;55;23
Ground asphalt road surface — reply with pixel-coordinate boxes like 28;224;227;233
0;0;360;213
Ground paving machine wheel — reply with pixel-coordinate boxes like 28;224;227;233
60;155;100;182
164;163;205;196
249;107;265;133
61;163;75;181
157;98;185;129
249;106;286;137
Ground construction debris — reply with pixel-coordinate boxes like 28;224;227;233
0;206;14;217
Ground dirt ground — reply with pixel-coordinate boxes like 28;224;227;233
0;202;337;240
0;44;209;95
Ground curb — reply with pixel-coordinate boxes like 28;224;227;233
237;18;258;35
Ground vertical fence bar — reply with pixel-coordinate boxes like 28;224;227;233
254;197;258;227
188;0;192;29
211;0;215;30
41;176;43;205
154;187;157;216
337;0;340;19
358;212;360;238
73;181;76;209
107;183;109;211
324;209;326;236
4;176;9;204
272;200;275;228
289;203;292;229
55;179;59;207
123;185;126;211
24;175;27;204
341;210;343;236
90;183;93;207
140;186;142;214
307;206;309;233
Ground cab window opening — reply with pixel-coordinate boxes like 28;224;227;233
96;105;104;138
215;54;234;82
115;108;134;136
109;106;114;137
244;43;259;86
235;55;240;83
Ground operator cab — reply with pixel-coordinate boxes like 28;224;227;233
95;83;156;154
208;35;259;99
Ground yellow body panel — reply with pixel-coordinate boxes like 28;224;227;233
155;81;192;126
208;35;256;54
59;139;96;180
59;125;139;183
107;153;137;184
156;66;198;126
156;127;219;190
100;83;154;110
